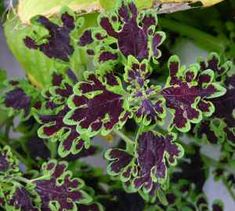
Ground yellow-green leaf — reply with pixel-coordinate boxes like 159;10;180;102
18;0;101;24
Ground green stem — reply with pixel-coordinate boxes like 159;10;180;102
135;122;145;142
47;141;57;159
30;175;50;182
15;176;31;184
160;18;226;53
15;174;50;184
113;129;133;146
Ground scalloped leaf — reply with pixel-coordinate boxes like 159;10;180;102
24;12;76;62
105;148;134;181
133;131;183;191
37;72;87;157
161;54;227;132
194;53;234;147
195;74;235;147
79;0;165;63
105;131;183;201
38;106;87;157
33;160;92;210
199;52;232;77
64;73;130;137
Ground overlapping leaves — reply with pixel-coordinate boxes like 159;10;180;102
0;146;37;210
194;54;234;146
197;76;234;146
150;180;224;211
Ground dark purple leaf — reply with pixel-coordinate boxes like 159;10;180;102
98;51;118;62
38;106;85;157
105;148;133;179
4;88;31;116
199;53;232;76
133;131;183;191
79;30;93;46
195;74;235;145
161;55;226;132
37;72;87;157
9;187;38;211
34;161;91;211
105;131;183;199
64;74;129;136
24;13;75;61
79;1;165;62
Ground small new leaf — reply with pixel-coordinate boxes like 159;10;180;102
124;56;166;125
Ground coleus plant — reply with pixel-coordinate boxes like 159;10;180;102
0;0;234;210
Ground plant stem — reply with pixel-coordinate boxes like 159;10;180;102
15;176;31;184
113;129;133;145
30;175;50;182
47;141;57;159
16;174;50;184
135;122;145;142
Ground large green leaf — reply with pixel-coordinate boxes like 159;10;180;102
18;0;100;24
